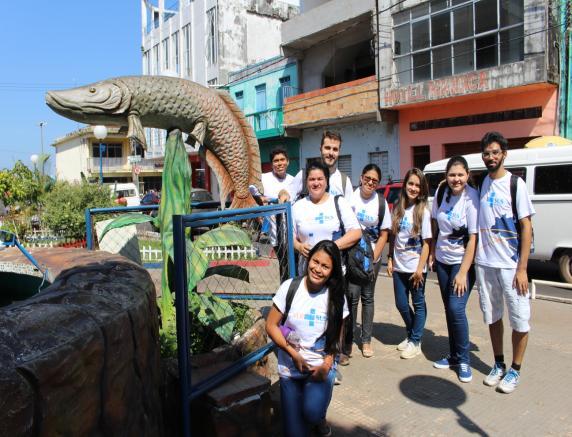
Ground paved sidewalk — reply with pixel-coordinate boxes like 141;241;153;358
327;274;572;436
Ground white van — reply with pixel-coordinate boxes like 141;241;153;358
108;183;140;207
424;146;572;283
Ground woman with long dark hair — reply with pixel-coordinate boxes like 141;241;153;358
387;168;432;359
344;164;391;359
266;240;348;437
430;155;479;382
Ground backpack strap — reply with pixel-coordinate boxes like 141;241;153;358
510;174;521;238
376;192;386;233
436;181;447;208
477;172;487;193
341;172;348;196
281;276;304;325
333;194;346;236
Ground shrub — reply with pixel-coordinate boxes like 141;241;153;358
41;181;114;239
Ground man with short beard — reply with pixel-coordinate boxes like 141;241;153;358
475;131;535;394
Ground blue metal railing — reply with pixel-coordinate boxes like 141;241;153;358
173;202;295;436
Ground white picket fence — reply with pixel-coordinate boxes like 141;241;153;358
139;244;258;262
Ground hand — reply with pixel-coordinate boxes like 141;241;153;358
452;272;467;296
386;258;393;277
513;268;529;296
291;351;311;374
298;242;311;258
309;362;331;382
428;253;435;272
410;270;425;289
278;189;291;203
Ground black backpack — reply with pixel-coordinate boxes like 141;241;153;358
334;193;386;286
281;276;304;324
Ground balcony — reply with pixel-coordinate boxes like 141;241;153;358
283;75;377;129
87;157;162;173
245;108;284;139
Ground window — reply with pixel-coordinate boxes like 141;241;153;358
412;145;430;170
255;84;267;130
393;0;524;84
337;155;353;183
91;143;123;158
143;51;150;75
207;78;218;86
172;31;180;74
368;151;390;183
153;44;159;75
535;165;572;194
183;24;192;77
162;38;170;71
206;7;218;66
234;91;244;109
279;76;292;105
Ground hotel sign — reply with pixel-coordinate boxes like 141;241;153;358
381;70;490;108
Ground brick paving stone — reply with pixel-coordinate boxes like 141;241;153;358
326;274;572;437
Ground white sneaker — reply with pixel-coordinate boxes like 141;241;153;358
483;363;506;387
397;338;410;351
497;368;520;394
400;342;422;359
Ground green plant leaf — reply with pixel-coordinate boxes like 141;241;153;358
192;290;236;342
203;265;250;282
100;213;155;239
186;238;209;292
194;224;252;250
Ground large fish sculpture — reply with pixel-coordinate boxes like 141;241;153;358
45;75;262;209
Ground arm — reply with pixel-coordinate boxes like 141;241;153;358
452;234;477;296
411;238;431;288
387;234;395;276
293;237;311;258
335;228;362;251
514;216;532;295
429;218;439;271
266;305;310;373
373;229;389;262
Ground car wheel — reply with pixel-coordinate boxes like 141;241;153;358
558;251;572;284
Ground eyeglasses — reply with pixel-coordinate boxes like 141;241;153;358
482;149;503;158
361;175;379;185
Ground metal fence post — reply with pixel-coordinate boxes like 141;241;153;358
285;202;296;279
85;208;94;250
173;214;191;436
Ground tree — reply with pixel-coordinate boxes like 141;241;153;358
0;161;41;206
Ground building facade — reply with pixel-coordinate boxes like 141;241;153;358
281;0;399;185
377;0;562;174
227;56;301;174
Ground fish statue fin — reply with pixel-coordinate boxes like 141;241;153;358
204;148;234;210
187;119;207;146
216;90;263;194
128;113;147;150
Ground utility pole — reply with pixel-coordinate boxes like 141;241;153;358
38;121;46;155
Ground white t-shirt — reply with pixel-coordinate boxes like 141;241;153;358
273;278;349;378
292;194;360;273
475;172;535;269
350;189;391;261
393;205;432;273
261;171;295;245
432;185;479;265
288;168;353;201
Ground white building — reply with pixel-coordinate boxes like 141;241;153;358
140;0;299;158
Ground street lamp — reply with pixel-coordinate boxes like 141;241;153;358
38;122;46;155
30;154;39;170
93;125;108;185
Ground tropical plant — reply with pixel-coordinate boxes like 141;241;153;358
100;130;252;351
0;161;41;206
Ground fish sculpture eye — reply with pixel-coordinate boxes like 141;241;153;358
89;87;96;93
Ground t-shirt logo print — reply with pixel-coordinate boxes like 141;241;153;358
400;216;412;232
491;216;519;261
314;212;334;224
305;309;316;327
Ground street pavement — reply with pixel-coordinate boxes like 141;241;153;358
326;273;572;436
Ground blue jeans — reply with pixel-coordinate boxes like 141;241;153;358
435;261;475;364
280;369;335;437
393;271;427;345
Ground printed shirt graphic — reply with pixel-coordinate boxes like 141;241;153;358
273;278;349;378
287;168;353;201
475;172;535;268
393;205;432;273
261;171;295;245
351;188;391;261
431;185;479;265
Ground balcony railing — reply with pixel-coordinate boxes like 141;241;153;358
87;157;161;172
245;108;284;139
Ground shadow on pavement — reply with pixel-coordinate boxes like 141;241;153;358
399;375;490;437
330;423;393;436
371;321;491;375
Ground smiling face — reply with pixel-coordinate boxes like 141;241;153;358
306;168;328;201
481;141;507;174
320;137;341;170
307;249;333;290
271;152;289;179
446;163;469;195
360;169;380;198
405;174;421;203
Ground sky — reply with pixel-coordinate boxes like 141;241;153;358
0;1;141;173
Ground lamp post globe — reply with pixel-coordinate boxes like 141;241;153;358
30;154;39;165
94;125;108;184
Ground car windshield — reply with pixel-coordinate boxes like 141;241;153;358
192;191;212;202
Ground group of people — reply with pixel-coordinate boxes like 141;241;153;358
263;130;535;437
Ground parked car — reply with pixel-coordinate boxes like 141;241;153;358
377;181;402;212
141;191;160;205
